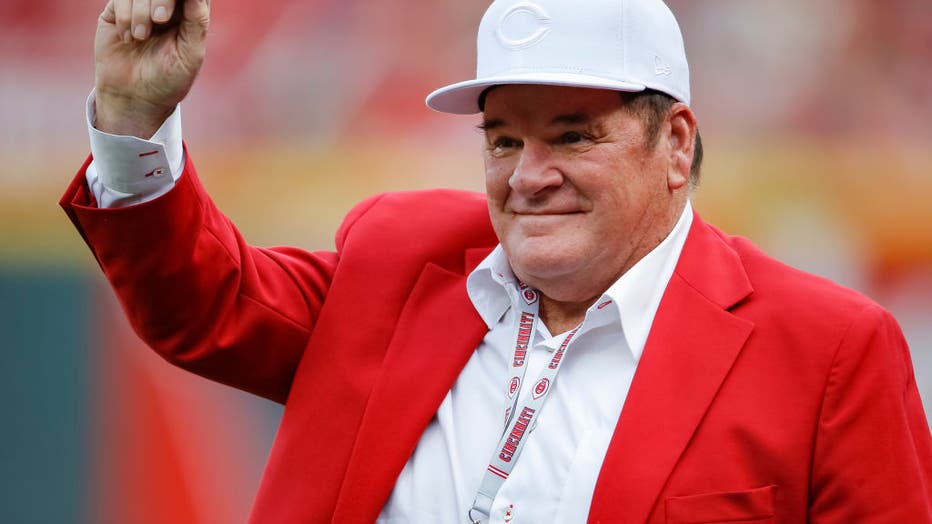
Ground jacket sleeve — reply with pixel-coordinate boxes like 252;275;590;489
60;151;374;404
809;303;932;521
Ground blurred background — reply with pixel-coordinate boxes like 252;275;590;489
1;0;930;522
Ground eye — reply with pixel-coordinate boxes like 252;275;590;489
558;131;586;144
489;137;522;155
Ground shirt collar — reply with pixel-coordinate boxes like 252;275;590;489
603;201;693;361
466;244;515;329
466;202;694;361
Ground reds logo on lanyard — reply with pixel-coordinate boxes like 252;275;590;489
519;282;539;305
508;376;520;398
522;288;538;304
532;377;550;399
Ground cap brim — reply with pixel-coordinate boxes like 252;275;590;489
425;72;648;115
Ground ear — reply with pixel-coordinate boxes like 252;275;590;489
666;103;697;191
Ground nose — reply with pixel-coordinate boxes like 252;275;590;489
509;141;563;196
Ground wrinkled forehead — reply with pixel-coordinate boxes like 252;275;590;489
480;85;627;124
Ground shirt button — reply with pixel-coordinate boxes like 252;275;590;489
503;503;515;522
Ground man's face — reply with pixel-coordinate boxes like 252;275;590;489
482;85;683;303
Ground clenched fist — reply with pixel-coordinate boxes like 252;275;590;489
94;0;210;138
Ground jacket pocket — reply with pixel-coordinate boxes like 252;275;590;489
665;484;777;524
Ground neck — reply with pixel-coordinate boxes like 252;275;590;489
529;199;689;334
539;294;595;335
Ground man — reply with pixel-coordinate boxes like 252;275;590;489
62;0;932;522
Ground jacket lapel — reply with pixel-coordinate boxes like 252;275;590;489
332;249;492;522
588;217;755;524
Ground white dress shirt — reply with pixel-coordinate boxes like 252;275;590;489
84;91;183;208
84;92;694;523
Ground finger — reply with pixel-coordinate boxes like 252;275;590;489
113;0;132;42
100;1;116;24
180;0;210;47
151;0;175;24
131;0;152;41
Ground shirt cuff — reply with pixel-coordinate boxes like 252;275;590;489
85;89;184;208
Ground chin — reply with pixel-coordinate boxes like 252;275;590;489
501;231;589;281
510;253;576;286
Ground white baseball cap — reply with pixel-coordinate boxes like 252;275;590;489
426;0;690;114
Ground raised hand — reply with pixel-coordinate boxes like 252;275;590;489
94;0;210;138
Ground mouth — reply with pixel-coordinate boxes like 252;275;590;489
512;210;583;216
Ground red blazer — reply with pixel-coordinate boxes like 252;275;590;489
62;155;932;523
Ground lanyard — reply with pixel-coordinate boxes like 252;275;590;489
469;283;581;523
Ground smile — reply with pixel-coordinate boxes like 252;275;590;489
513;211;583;217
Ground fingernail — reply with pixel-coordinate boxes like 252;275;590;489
122;30;131;43
153;6;168;22
133;24;146;40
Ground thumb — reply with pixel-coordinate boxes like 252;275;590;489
179;0;210;50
